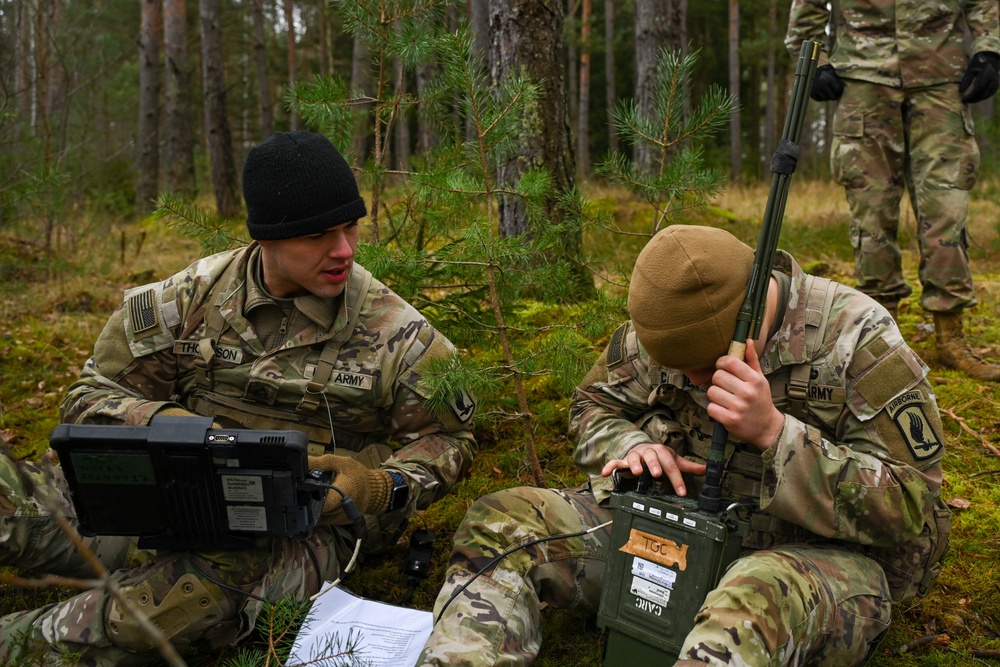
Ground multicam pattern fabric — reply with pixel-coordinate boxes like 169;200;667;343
0;243;476;665
785;0;1000;88
785;0;999;312
417;252;948;667
830;78;979;312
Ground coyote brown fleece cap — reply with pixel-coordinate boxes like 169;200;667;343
628;225;754;370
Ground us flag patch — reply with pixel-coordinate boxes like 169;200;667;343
128;288;159;335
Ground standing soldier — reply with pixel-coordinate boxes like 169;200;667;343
0;131;477;664
785;0;1000;380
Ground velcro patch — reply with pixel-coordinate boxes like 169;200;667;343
607;322;630;369
128;288;159;337
173;340;244;364
887;391;943;460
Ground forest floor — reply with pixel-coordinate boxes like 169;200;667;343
1;178;999;666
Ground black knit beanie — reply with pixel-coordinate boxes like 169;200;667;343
243;131;368;240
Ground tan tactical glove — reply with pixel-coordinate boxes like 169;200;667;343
308;454;393;524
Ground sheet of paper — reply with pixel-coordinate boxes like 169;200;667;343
287;584;433;667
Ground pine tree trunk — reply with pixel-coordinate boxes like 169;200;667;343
137;0;161;216
200;0;240;218
393;54;410;173
467;0;490;142
351;34;372;165
252;0;274;140
284;0;299;131
491;0;574;239
634;0;683;174
415;60;440;153
764;0;777;166
604;0;618;154
163;0;196;197
728;0;742;182
578;0;592;177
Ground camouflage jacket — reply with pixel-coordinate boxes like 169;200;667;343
786;0;1000;88
62;244;477;514
570;252;946;558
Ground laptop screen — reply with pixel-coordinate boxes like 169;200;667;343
50;415;329;551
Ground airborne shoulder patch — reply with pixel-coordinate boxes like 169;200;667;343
887;391;943;461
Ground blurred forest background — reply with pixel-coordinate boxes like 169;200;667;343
2;1;1000;666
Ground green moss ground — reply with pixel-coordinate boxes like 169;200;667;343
2;180;1000;665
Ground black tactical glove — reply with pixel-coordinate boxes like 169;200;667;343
960;51;1000;103
810;65;844;102
308;454;393;524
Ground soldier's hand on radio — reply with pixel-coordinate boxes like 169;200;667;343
706;339;785;450
308;454;393;522
601;443;706;497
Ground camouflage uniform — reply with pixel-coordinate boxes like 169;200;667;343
785;0;1000;312
417;252;949;667
0;243;477;665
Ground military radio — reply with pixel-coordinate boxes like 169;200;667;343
597;41;820;664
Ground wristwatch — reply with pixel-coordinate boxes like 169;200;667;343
386;471;409;512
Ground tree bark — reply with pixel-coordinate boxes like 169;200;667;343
728;0;741;182
252;0;274;140
578;0;592;176
163;0;196;197
490;0;575;239
284;0;299;131
137;0;161;216
393;52;410;172
351;34;373;165
604;0;618;154
634;0;683;174
200;0;240;218
415;59;440;154
467;0;490;142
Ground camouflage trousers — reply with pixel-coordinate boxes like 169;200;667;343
831;79;979;313
0;452;344;666
417;485;891;667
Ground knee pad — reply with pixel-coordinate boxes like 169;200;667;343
107;572;235;652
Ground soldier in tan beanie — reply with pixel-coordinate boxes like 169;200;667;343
419;224;949;667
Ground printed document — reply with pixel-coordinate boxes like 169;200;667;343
288;584;433;667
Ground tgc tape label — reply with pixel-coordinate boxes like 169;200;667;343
630;574;672;608
631;556;678;589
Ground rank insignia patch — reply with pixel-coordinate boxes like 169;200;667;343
887;391;943;460
128;288;159;336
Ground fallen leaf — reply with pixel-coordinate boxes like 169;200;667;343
946;497;971;510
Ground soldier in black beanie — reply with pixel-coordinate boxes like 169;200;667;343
243;130;368;241
0;131;478;665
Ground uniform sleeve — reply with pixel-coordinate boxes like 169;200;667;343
759;328;945;549
385;327;478;512
569;323;677;502
61;288;185;426
785;0;832;66
965;0;1000;57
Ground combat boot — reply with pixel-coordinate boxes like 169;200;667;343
933;311;1000;381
